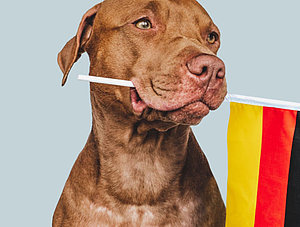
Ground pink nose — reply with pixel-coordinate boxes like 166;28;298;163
187;54;225;80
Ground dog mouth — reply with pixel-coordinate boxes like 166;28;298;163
130;88;148;114
130;87;210;117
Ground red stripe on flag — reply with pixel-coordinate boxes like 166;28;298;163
254;107;297;227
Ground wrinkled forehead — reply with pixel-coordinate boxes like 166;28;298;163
97;0;214;28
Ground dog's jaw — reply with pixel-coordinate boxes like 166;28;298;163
167;100;210;124
130;85;210;124
130;75;226;125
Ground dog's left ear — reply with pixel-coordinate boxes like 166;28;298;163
58;4;101;86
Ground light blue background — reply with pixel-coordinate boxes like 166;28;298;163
1;0;299;226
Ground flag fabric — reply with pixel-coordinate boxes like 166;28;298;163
226;96;300;227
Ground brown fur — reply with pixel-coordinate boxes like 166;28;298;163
53;0;227;226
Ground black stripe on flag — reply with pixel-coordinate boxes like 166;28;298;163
285;111;300;227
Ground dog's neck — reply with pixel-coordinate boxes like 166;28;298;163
90;92;191;205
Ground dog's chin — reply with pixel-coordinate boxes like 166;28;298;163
130;88;210;126
166;101;210;125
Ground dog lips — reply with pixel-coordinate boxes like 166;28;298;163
130;88;147;114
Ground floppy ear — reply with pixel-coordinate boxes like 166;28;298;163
58;4;101;86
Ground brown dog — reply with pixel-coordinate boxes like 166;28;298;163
53;0;227;226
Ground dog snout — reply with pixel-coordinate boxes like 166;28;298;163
186;55;225;80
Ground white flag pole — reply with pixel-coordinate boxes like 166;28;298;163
78;75;300;111
78;75;134;88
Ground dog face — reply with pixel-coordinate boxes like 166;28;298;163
58;0;227;126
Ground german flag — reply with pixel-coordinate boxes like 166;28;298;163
226;95;300;227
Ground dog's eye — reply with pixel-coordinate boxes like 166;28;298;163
134;18;152;30
207;32;219;44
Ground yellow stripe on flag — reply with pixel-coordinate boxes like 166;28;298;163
226;103;263;227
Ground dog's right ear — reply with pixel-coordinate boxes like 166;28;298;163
58;4;101;86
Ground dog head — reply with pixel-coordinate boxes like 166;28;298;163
58;0;227;128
